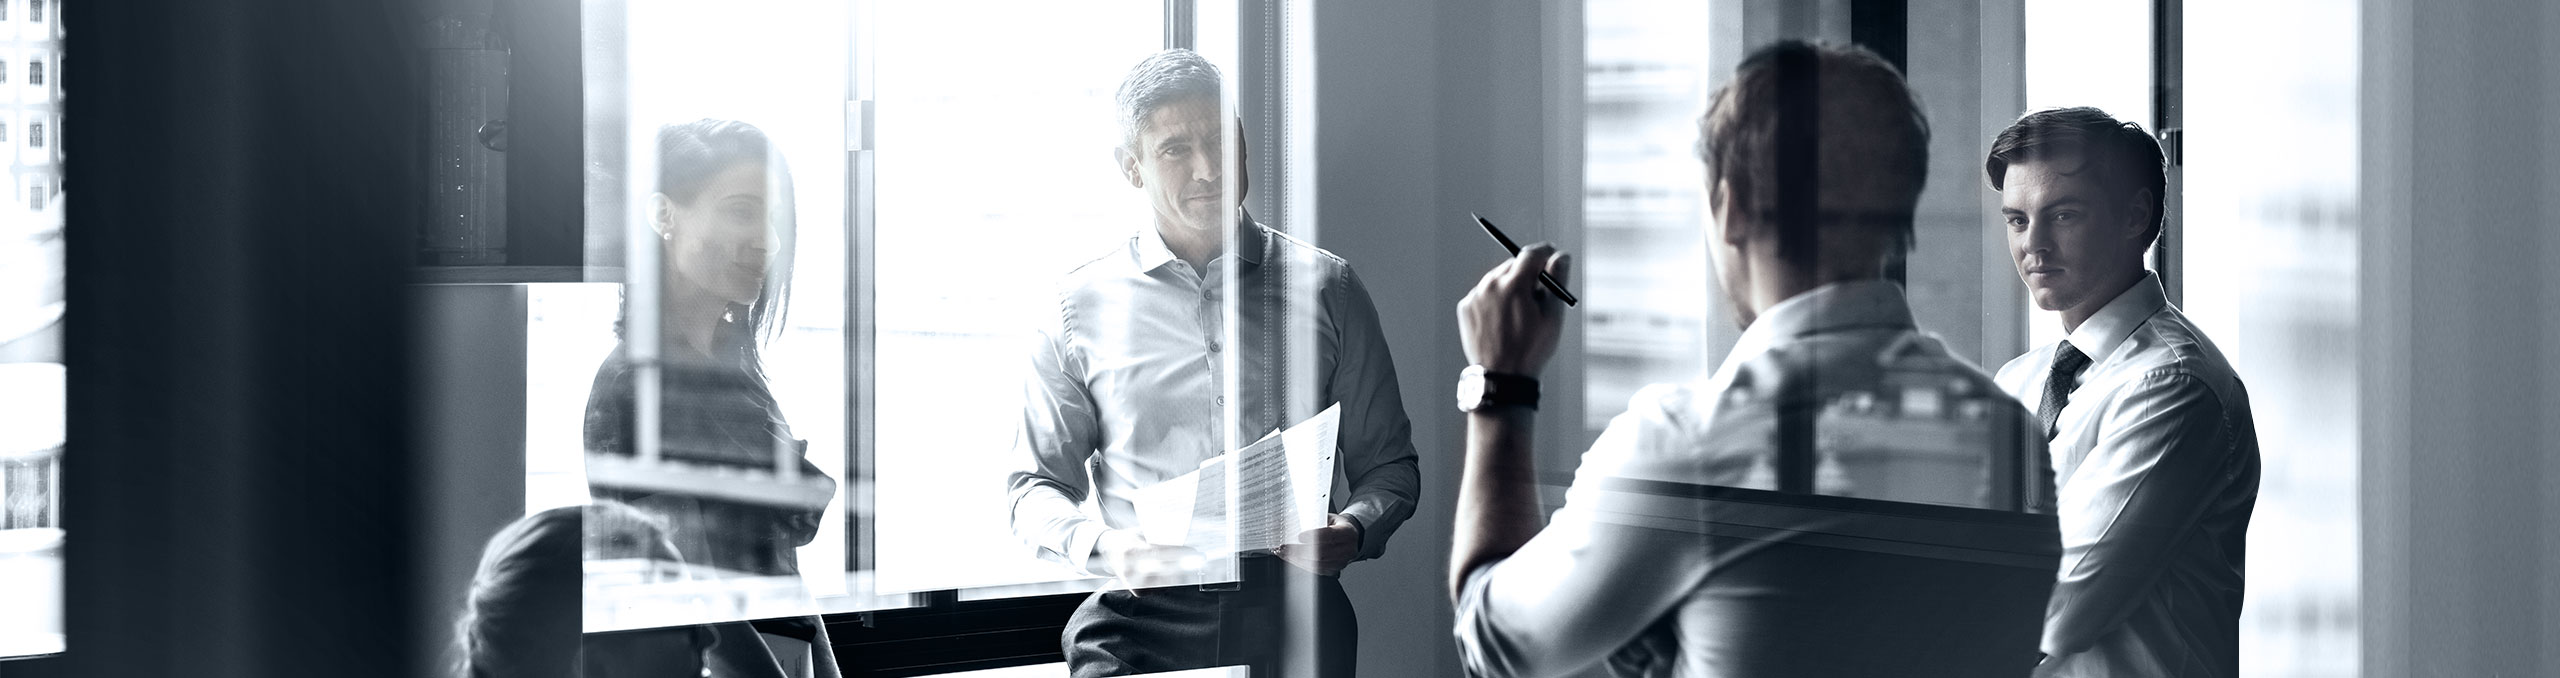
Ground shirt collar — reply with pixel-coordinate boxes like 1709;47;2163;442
2064;271;2168;364
1133;208;1266;273
1726;279;1917;365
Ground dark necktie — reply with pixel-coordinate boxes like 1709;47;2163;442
2037;342;2092;442
2027;342;2090;513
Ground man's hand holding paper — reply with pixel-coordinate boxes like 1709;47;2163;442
1123;404;1344;583
1277;513;1362;577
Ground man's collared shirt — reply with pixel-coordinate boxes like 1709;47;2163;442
1007;218;1421;576
1995;272;2260;678
1455;281;2045;678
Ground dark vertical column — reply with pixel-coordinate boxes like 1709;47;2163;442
1850;0;1908;287
500;0;584;266
47;0;422;676
2149;0;2182;306
1237;0;1284;233
1166;0;1195;49
1849;0;1909;73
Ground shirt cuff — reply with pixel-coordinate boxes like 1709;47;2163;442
1338;501;1386;559
1066;521;1109;576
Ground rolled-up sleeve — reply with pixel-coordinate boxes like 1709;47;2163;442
1004;310;1111;575
1327;265;1421;561
1454;403;1710;678
2043;370;2241;655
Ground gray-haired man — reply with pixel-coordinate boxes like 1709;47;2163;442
1007;48;1420;678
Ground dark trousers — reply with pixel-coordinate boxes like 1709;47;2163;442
1063;555;1358;678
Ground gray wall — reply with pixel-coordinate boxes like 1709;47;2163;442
2360;0;2560;674
410;284;533;678
1313;1;1576;676
1312;2;1456;675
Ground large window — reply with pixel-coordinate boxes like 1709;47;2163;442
1580;0;1713;436
1;2;62;659
2022;0;2153;351
864;2;1167;597
2185;0;2360;674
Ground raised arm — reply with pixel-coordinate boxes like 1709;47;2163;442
1449;243;1571;597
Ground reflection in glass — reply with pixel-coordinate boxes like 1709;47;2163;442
585;119;827;582
576;0;879;634
580;116;844;636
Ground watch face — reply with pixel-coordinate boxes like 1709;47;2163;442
1456;372;1486;411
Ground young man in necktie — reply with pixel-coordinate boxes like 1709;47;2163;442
1987;107;2262;678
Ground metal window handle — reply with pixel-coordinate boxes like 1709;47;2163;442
476;119;508;152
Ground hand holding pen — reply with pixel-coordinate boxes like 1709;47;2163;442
1458;213;1576;376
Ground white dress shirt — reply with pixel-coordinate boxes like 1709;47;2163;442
1455;280;2048;678
1994;272;2261;678
1006;218;1421;576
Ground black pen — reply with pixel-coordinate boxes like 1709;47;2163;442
1470;213;1578;307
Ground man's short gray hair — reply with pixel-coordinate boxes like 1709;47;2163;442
1115;49;1222;151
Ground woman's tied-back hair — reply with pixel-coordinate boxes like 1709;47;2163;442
1697;40;1932;264
648;118;797;368
1115;49;1223;152
1983;106;2168;246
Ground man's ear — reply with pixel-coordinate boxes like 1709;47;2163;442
1115;146;1143;189
2124;187;2157;242
1712;179;1751;248
1232;121;1250;203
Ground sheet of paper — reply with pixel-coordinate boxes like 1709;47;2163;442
1131;403;1340;555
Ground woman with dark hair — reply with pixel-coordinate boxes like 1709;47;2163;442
582;118;839;678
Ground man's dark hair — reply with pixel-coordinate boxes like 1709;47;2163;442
1697;40;1931;263
1984;107;2167;245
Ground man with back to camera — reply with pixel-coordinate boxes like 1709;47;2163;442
1984;107;2261;677
1450;41;2056;677
1006;49;1420;678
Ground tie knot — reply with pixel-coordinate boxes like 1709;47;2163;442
2051;342;2092;376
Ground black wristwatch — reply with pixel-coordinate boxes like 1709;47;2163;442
1455;365;1540;412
